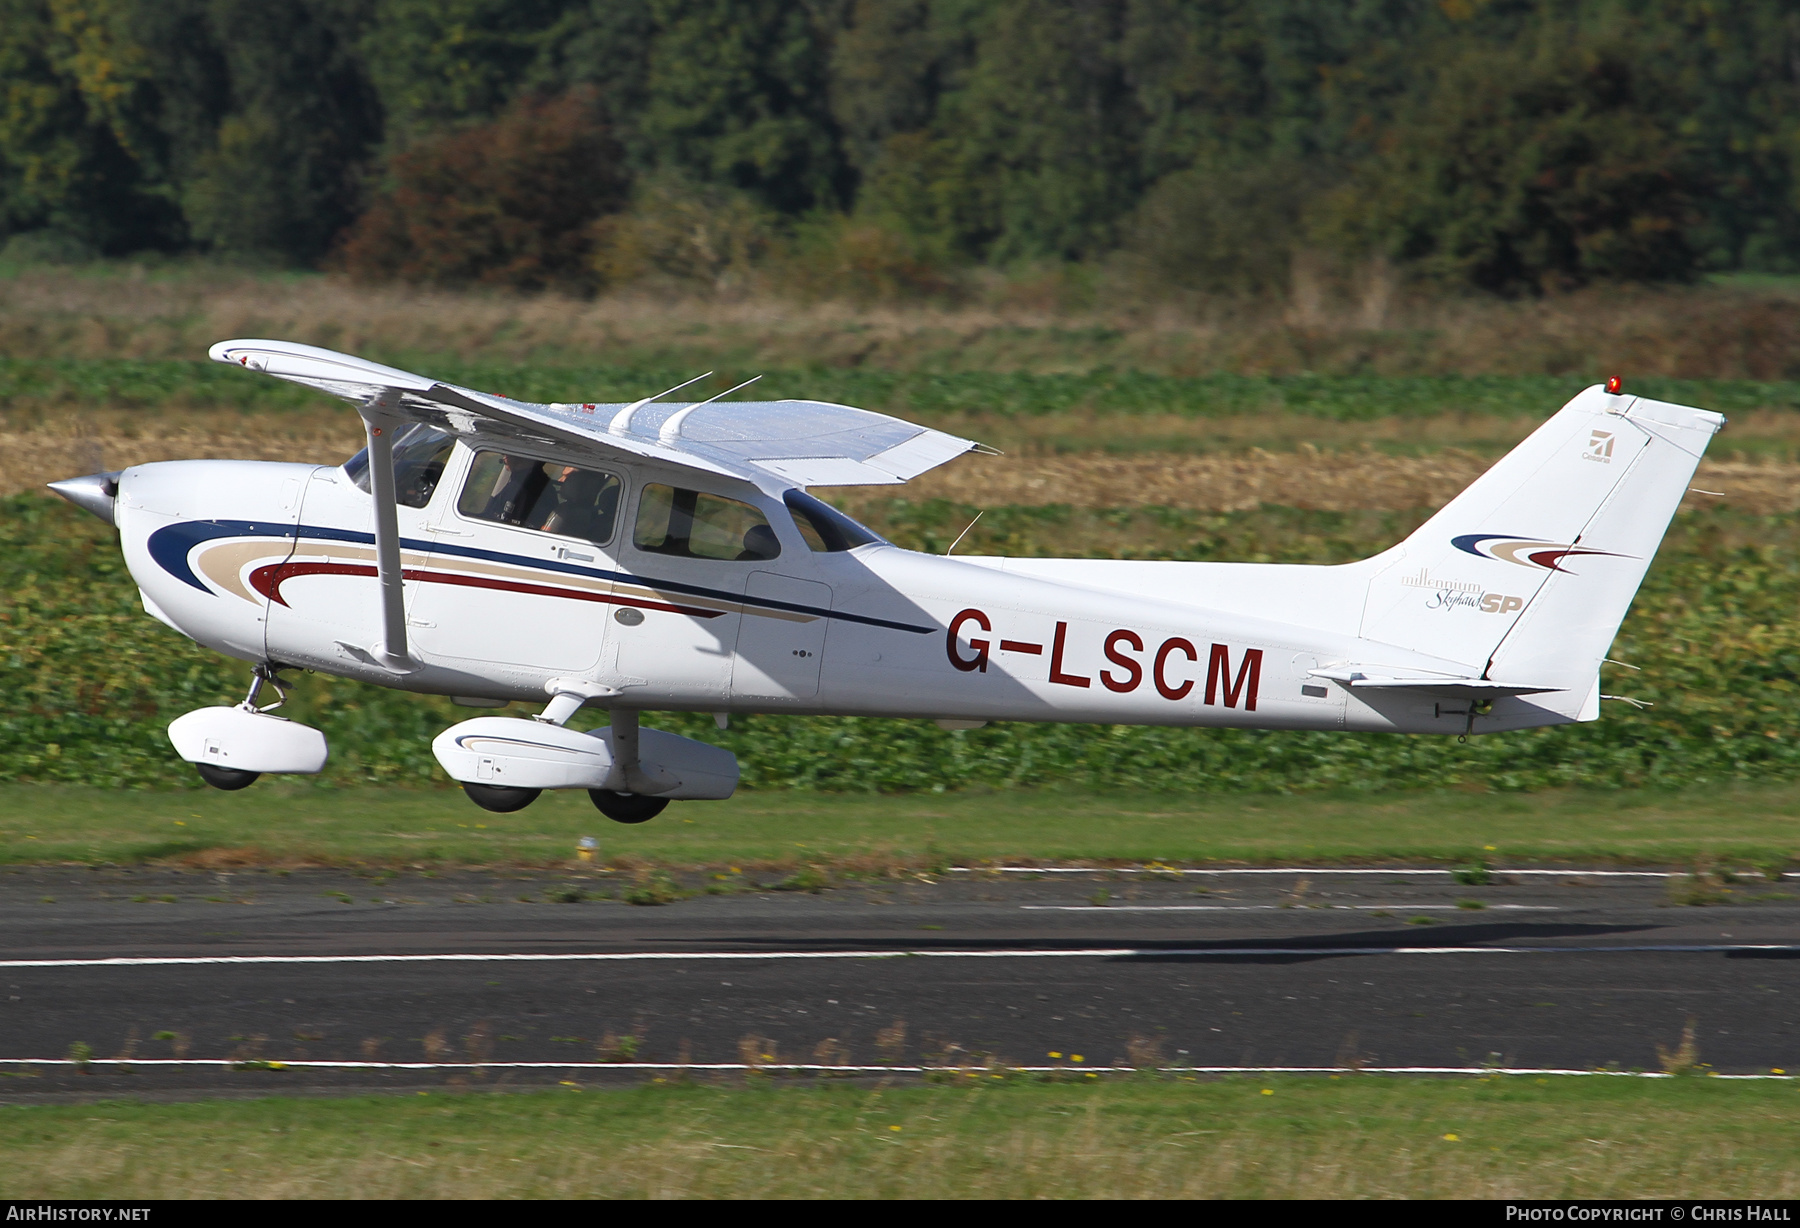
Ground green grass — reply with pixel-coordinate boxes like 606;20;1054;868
4;781;1799;868
5;356;1797;423
1;1078;1796;1198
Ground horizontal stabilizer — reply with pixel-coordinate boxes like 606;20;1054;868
1309;669;1557;699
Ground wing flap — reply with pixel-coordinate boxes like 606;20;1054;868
755;457;907;486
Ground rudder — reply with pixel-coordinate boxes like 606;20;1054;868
1357;385;1724;712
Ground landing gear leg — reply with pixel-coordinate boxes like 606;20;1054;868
243;662;291;713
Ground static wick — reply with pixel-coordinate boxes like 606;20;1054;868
945;510;984;556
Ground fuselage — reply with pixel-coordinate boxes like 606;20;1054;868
114;441;1581;738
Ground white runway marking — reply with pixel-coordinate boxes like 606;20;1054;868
0;1057;1791;1080
1;943;1795;970
1020;904;1563;912
955;866;1796;879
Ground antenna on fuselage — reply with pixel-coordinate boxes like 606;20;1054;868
658;374;762;444
609;371;713;437
945;509;984;556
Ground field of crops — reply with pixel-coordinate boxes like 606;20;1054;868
5;487;1796;795
3;270;1796;797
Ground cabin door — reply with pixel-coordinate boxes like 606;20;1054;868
407;446;616;679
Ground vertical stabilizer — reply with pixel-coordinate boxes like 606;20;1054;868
1357;385;1723;713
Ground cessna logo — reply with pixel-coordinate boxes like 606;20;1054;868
946;609;1262;709
1451;534;1632;574
1585;429;1615;463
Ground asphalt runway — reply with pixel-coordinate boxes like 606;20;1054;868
2;863;1797;1097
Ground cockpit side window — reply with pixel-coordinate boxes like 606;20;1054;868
456;451;622;544
784;489;886;551
343;425;456;509
633;484;779;561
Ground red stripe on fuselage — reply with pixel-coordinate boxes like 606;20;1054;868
246;561;722;618
1524;547;1614;574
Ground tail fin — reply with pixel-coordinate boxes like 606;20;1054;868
1357;385;1723;714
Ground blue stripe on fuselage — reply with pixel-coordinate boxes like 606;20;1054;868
145;519;933;634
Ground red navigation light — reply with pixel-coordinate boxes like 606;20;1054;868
1605;375;1623;395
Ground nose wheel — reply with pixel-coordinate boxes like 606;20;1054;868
461;782;542;813
588;790;668;824
195;763;259;791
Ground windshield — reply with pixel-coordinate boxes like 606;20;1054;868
343;425;456;509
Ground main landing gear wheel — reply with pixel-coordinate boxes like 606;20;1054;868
195;763;259;791
461;782;542;813
588;790;668;824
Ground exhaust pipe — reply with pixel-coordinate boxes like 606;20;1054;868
46;471;121;526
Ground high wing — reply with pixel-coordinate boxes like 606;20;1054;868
209;339;981;488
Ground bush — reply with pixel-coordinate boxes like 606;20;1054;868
1119;161;1326;300
590;175;777;294
777;215;961;303
0;230;100;266
334;91;627;293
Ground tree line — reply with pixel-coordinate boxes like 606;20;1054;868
3;0;1798;298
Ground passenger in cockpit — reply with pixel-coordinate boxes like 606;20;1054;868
737;523;780;561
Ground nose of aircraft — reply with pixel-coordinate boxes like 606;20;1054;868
46;471;121;525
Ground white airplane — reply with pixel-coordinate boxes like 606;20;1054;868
48;341;1723;822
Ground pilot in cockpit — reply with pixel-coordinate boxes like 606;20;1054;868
474;454;543;525
534;465;613;540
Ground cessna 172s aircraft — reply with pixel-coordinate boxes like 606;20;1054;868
48;340;1723;822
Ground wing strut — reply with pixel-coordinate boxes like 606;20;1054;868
359;390;415;671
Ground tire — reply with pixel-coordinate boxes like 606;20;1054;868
195;763;259;791
461;782;542;813
588;790;668;824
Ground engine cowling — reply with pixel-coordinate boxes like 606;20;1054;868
431;717;738;799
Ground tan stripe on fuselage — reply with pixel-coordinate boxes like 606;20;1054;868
198;538;819;623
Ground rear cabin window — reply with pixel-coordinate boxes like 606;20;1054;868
457;451;622;544
633;484;779;561
784;489;885;551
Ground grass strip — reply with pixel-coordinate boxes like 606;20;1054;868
1;1077;1796;1198
4;783;1798;870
